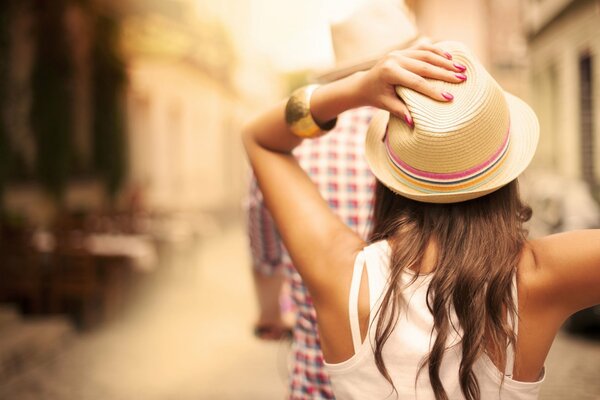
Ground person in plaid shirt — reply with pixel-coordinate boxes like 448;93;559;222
247;106;376;398
246;1;420;398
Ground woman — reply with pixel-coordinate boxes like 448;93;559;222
242;41;600;399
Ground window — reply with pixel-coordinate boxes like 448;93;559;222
579;52;595;188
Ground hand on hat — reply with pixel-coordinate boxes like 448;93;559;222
355;41;467;127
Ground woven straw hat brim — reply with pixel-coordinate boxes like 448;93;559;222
365;92;539;203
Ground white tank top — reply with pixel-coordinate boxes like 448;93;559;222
324;241;545;400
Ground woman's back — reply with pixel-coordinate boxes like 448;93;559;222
325;241;545;400
242;40;600;399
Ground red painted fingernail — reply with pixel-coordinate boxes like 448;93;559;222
441;92;454;101
455;73;467;81
404;113;414;128
454;62;466;72
444;51;453;60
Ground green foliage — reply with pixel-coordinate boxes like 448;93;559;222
91;12;128;202
30;0;73;203
0;2;13;206
28;0;128;205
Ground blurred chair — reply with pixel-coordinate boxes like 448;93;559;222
47;237;104;329
95;254;134;321
0;225;47;314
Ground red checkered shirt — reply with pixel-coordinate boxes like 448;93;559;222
246;107;376;399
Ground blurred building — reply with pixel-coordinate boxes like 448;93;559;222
406;0;599;231
1;0;281;226
407;0;528;96
525;0;600;195
123;2;235;215
124;0;282;216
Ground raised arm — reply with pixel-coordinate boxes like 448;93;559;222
242;43;467;300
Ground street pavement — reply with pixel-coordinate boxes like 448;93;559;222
0;224;287;400
1;223;599;399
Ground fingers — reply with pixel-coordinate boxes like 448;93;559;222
380;94;412;127
401;57;467;84
410;42;470;74
430;44;469;72
405;50;466;73
400;69;455;102
411;39;466;65
412;41;453;61
364;43;468;114
382;61;457;103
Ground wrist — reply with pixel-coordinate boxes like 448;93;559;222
310;72;367;124
349;71;371;107
285;85;337;139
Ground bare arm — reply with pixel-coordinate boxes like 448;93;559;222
528;229;600;320
242;43;466;300
242;42;467;361
242;75;361;296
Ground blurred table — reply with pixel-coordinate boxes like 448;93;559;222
84;234;157;272
26;231;158;327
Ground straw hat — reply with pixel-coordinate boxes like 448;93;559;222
365;41;539;204
315;0;419;83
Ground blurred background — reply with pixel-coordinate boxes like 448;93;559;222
0;0;598;399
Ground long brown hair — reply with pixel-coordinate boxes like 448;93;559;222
368;179;532;400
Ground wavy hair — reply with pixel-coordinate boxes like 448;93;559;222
368;179;532;400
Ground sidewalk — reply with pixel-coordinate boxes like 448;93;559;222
1;223;599;399
0;224;287;400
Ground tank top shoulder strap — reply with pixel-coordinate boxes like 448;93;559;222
505;271;519;377
348;249;366;352
363;241;390;314
348;241;391;354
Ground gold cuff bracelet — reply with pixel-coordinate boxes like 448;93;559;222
284;84;337;139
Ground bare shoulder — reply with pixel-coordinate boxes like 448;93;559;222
514;230;600;379
520;230;600;320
